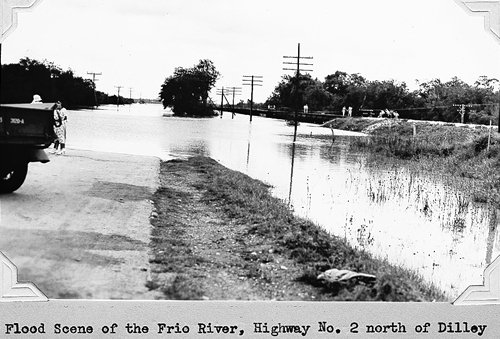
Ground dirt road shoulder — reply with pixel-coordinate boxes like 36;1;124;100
148;157;447;301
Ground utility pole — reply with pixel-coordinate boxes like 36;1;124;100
283;43;313;142
216;87;225;118
87;71;101;108
225;86;242;119
453;103;474;124
129;87;133;102
216;87;232;118
115;85;122;108
242;75;263;122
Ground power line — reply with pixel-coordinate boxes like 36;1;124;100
243;76;263;122
216;87;232;118
225;87;242;119
453;103;475;124
114;85;122;107
283;43;313;142
87;71;101;107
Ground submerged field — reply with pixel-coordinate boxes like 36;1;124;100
326;118;500;205
148;156;446;301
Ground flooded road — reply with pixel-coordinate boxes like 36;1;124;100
65;104;498;298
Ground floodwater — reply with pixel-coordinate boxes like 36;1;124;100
67;103;499;299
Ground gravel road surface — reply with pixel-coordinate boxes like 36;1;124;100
0;149;162;299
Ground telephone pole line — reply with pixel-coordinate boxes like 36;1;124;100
225;86;242;118
242;75;263;122
115;85;122;107
87;71;101;108
216;87;232;118
453;103;475;124
283;43;313;142
129;87;133;101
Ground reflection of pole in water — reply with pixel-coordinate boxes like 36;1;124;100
485;208;499;264
246;124;252;172
288;143;297;206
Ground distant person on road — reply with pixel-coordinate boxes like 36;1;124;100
31;94;42;104
52;101;68;155
303;104;309;114
342;106;346;116
348;106;353;117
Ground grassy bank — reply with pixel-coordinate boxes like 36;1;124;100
149;156;446;301
327;117;500;204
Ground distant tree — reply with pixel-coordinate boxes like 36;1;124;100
323;72;368;110
159;59;220;116
363;80;416;110
265;73;316;109
304;80;332;110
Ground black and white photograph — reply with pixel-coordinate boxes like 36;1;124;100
1;0;500;303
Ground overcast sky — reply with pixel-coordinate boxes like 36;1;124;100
3;0;500;103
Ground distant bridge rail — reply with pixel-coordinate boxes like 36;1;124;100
214;106;345;124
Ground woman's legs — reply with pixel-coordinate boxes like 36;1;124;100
57;143;66;155
51;140;60;153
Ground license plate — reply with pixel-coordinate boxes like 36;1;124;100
10;118;25;124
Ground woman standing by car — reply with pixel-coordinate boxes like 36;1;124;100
53;101;68;155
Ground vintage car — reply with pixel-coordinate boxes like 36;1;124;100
0;103;56;193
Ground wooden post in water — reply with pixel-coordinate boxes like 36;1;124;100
485;208;499;265
488;119;492;152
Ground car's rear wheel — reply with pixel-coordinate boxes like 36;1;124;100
0;163;28;193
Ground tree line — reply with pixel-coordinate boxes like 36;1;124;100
265;72;499;124
0;58;133;107
4;57;495;125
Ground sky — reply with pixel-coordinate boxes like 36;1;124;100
2;0;500;103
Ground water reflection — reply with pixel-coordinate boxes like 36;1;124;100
246;125;252;172
66;104;500;299
288;142;296;207
486;208;499;265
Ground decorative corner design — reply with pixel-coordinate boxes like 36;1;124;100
1;0;43;43
454;0;500;43
454;254;500;305
0;251;48;302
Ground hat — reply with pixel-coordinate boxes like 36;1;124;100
31;94;42;103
